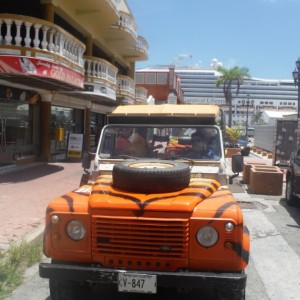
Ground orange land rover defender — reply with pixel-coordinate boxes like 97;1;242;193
39;104;249;300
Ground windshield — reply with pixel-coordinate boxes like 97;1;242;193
98;125;222;161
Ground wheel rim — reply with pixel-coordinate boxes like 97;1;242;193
128;162;174;169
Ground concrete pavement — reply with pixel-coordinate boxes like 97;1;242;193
0;160;84;250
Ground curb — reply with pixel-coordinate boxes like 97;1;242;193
0;224;44;251
23;223;44;244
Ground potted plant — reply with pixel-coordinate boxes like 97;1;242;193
224;126;244;158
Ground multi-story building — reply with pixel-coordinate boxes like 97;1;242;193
136;64;297;126
135;65;184;104
0;0;149;165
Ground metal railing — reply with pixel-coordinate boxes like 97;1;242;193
0;14;86;68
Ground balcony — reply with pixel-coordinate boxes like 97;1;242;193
117;75;135;104
64;0;120;34
53;1;148;64
123;35;149;62
84;56;117;86
108;12;138;46
135;86;148;104
0;14;86;91
82;56;118;103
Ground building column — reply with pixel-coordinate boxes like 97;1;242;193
85;102;91;151
110;55;116;65
85;36;93;56
128;62;135;79
40;93;53;162
43;3;55;22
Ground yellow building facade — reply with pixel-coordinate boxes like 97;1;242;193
0;0;148;164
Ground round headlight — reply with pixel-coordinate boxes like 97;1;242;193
66;220;86;241
196;226;218;247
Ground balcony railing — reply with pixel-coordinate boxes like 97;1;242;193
117;75;135;98
112;12;137;39
84;56;117;86
135;35;149;55
0;14;86;69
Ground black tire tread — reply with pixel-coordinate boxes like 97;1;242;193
113;160;191;193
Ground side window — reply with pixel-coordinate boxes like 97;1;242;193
99;131;116;157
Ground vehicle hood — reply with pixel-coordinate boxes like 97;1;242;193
89;175;222;212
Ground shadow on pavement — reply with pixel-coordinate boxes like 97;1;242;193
228;177;245;193
0;163;65;184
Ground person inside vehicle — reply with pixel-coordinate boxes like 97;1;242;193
201;127;220;158
184;130;219;159
129;127;163;157
115;127;133;155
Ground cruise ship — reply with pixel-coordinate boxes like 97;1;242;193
136;63;297;125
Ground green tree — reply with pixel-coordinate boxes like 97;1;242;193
216;66;250;128
251;111;266;125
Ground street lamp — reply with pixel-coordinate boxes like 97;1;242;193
292;57;300;118
242;95;254;138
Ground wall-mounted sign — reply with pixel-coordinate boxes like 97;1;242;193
0;55;84;89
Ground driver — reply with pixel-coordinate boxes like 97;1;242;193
115;128;133;155
185;131;218;159
129;128;164;157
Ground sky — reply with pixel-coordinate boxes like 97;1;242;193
127;0;300;80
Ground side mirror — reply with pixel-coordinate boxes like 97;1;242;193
82;151;91;170
229;154;244;184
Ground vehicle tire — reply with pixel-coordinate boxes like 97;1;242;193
112;160;191;193
49;279;92;300
285;177;299;206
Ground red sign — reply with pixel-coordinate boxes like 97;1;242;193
0;55;84;89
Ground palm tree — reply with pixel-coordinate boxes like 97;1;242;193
251;111;266;125
216;66;250;128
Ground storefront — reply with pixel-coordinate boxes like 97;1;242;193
0;85;116;165
50;105;84;160
51;95;111;160
0;85;39;165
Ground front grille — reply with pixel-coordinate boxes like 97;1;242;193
92;216;189;258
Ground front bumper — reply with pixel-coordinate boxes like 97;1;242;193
39;262;247;290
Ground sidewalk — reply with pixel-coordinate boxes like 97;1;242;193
0;160;84;250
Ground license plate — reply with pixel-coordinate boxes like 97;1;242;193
118;272;157;293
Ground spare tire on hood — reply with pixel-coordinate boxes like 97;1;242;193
112;160;191;194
